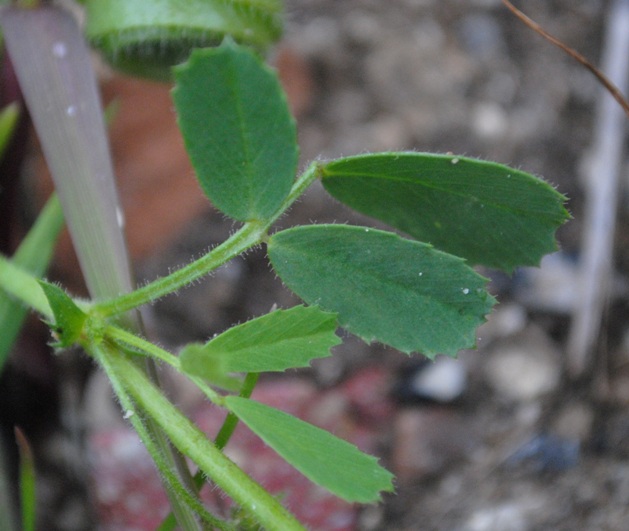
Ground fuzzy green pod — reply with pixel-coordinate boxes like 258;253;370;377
82;0;283;81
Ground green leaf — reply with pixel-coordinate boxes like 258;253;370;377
173;42;298;222
321;153;570;273
224;396;394;503
178;343;242;391
38;281;86;348
84;0;283;81
181;306;339;376
0;194;64;371
267;225;494;358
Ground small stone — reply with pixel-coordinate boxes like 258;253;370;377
471;102;509;140
485;326;561;402
395;357;467;404
507;433;580;472
466;501;532;531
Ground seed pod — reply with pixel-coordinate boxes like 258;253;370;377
82;0;283;81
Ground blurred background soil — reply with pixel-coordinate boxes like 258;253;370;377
6;0;629;529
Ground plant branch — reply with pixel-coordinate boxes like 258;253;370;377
93;342;231;530
502;0;629;120
105;324;222;403
94;162;321;317
158;373;261;531
94;342;305;531
215;373;259;450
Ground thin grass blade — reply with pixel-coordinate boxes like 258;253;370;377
0;5;133;299
0;7;202;528
0;194;64;370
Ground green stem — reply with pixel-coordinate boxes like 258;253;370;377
215;373;259;450
95;343;305;531
144;362;258;531
159;372;260;530
109;326;261;529
93;343;230;530
105;324;222;404
106;325;182;368
94;162;320;317
15;428;36;531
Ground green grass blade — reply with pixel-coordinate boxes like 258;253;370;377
1;6;133;300
0;102;19;158
0;194;63;370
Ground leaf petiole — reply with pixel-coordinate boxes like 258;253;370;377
215;372;259;450
105;324;223;405
93;162;321;317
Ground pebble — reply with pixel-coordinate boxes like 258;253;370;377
395;357;467;404
484;326;561;402
513;252;581;313
466;500;534;531
471;101;509;140
507;433;580;472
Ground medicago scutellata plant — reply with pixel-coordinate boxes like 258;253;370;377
0;1;569;529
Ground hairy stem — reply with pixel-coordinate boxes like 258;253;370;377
215;373;259;450
94;342;232;530
106;324;222;404
93;162;321;317
94;343;305;531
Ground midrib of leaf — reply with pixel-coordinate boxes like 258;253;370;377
227;55;258;217
323;169;563;220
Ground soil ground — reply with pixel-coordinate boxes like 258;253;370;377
7;1;629;530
